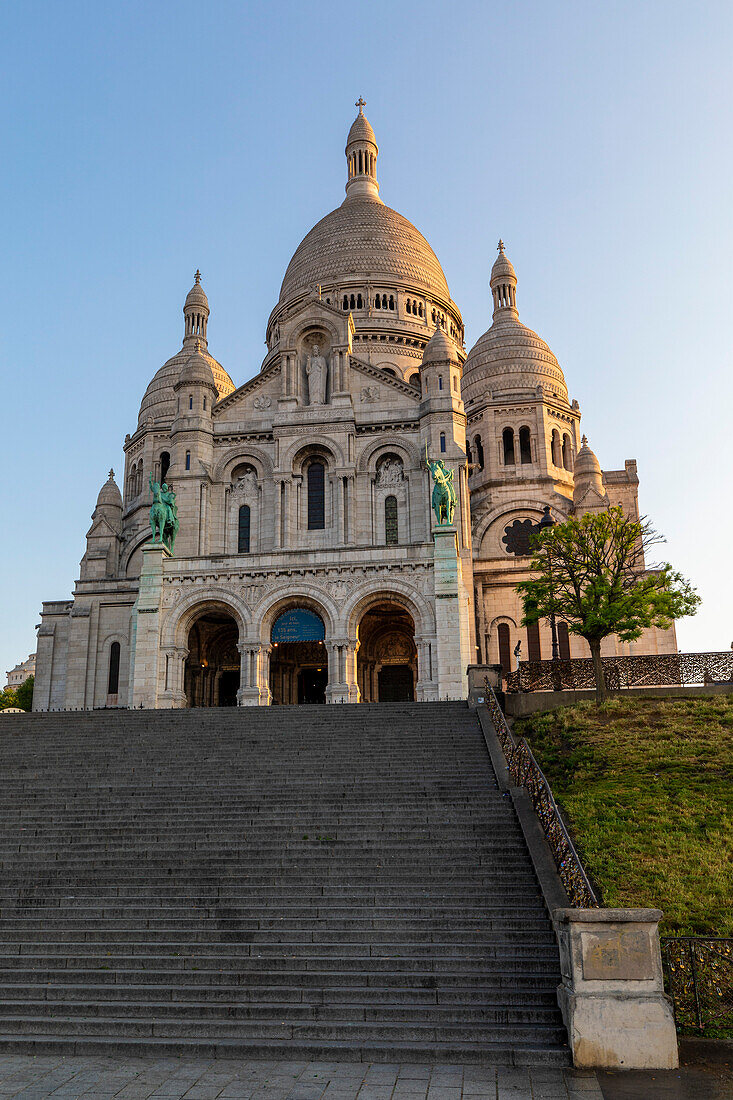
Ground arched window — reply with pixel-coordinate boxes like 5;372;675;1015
440;432;446;453
382;367;396;376
185;451;191;471
385;495;398;545
551;429;561;467
527;622;541;662
238;505;251;553
382;294;387;308
357;293;363;308
503;427;515;465
189;395;193;410
389;295;394;309
519;426;532;464
307;461;325;530
418;302;423;317
466;439;473;465
557;621;571;660
374;295;381;309
497;623;511;675
343;295;348;310
562;433;572;470
203;396;207;411
350;294;356;309
160;451;170;483
107;642;120;695
408;373;421;391
438;375;443;390
474;434;484;470
406;299;412;314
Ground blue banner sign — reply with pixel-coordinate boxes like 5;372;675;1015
271;608;325;644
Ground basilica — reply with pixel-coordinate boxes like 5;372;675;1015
34;103;675;711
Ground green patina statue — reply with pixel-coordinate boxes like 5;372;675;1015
149;474;179;553
425;443;457;526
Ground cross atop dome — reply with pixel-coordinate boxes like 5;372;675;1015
497;239;505;254
355;96;366;113
194;269;201;285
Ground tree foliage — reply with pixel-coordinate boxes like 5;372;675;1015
0;687;18;711
14;676;34;712
517;508;699;702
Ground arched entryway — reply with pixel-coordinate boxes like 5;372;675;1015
184;609;240;707
270;607;328;705
357;600;417;702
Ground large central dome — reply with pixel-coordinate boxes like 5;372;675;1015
279;198;450;303
268;103;462;381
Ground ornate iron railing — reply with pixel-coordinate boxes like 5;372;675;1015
483;679;598;908
505;651;733;693
661;938;733;1033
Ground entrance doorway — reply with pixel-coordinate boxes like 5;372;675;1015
269;607;328;705
378;665;414;702
298;667;328;704
357;600;417;703
184;610;240;707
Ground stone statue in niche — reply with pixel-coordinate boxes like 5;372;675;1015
376;458;404;486
306;344;328;405
232;468;258;501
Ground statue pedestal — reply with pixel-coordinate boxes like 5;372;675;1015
433;524;471;700
130;543;172;709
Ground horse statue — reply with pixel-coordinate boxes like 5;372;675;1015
425;443;457;526
149;475;179;553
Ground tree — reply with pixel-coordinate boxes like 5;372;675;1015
14;676;34;712
517;508;699;703
0;687;18;711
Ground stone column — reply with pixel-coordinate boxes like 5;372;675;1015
238;644;271;706
415;634;438;701
159;646;188;708
555;907;678;1069
130;543;171;709
326;638;360;704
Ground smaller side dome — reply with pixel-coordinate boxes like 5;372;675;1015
422;325;457;366
96;469;122;510
573;435;604;497
175;341;218;391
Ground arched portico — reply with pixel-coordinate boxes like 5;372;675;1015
345;587;438;703
159;592;249;709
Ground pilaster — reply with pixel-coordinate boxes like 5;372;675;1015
130;543;171;709
433;524;472;699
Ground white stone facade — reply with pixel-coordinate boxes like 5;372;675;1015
33;105;674;711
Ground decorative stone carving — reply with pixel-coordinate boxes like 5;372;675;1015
231;468;259;501
376;457;404;486
306;345;327;405
360;386;377;403
253;395;272;410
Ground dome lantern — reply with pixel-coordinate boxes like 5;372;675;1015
345;98;380;202
183;270;210;347
490;240;518;320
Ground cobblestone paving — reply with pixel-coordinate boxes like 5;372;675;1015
0;1056;603;1100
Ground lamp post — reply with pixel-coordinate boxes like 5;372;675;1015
538;505;560;661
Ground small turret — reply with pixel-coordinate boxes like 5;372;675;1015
573;435;609;514
490;239;518;320
345;98;380;202
183;270;210;348
81;470;122;579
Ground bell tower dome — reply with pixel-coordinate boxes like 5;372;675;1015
344;98;380;202
183;270;210;348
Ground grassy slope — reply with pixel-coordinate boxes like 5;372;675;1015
513;696;733;936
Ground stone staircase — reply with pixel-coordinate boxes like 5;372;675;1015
0;703;569;1064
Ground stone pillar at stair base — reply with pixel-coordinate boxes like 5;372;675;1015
325;639;361;704
554;907;678;1070
433;524;472;700
130;544;171;709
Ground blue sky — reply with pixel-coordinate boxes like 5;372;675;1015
2;0;732;677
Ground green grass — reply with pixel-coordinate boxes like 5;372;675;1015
513;696;733;937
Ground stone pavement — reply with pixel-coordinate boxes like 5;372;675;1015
0;1055;603;1099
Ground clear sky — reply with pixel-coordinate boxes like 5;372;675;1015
2;0;732;678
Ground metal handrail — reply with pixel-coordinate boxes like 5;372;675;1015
483;677;598;909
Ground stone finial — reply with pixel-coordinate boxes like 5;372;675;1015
108;469;115;480
581;434;588;445
497;239;505;254
194;269;201;284
355;96;366;113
